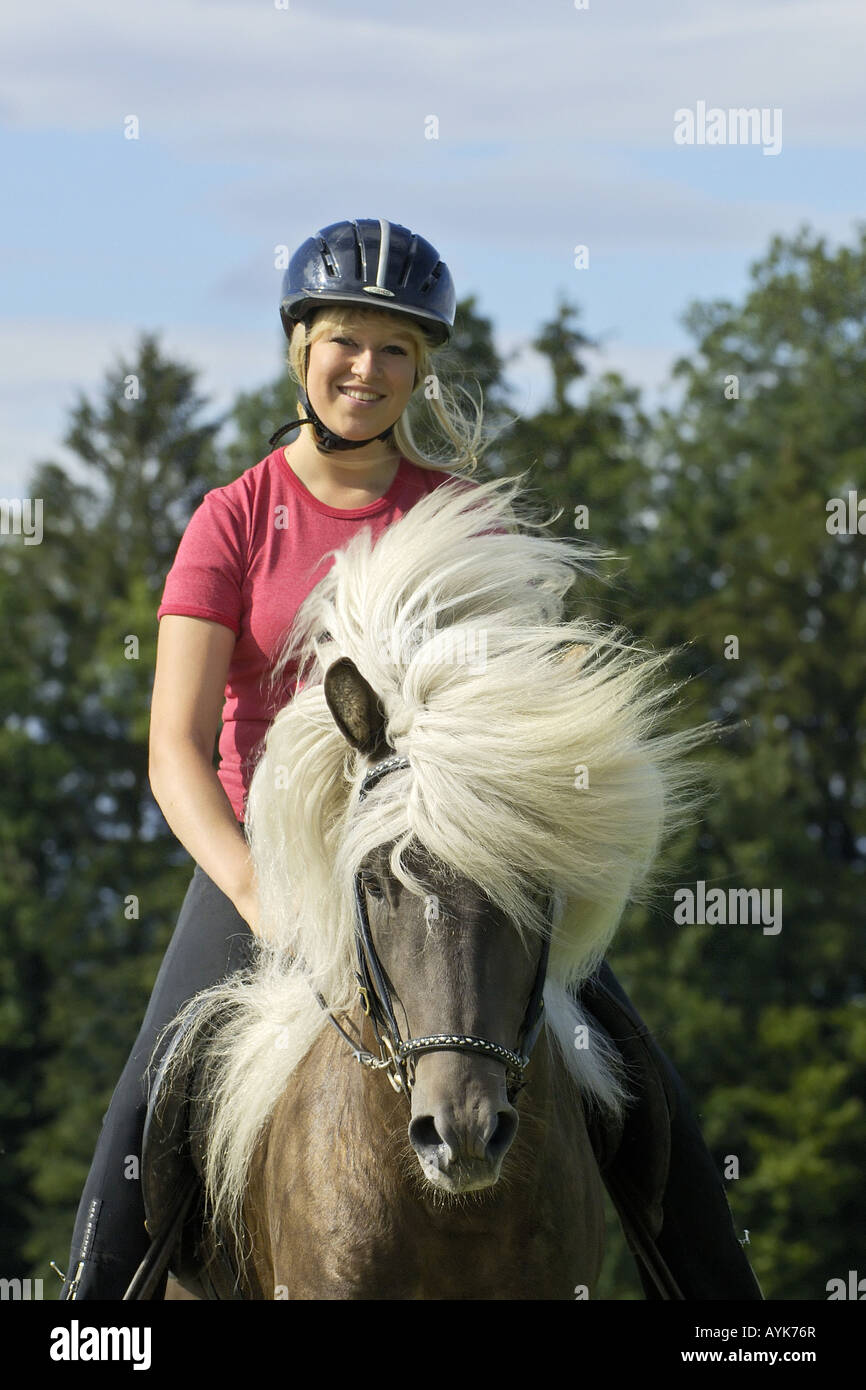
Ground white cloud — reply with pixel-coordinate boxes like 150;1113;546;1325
1;0;863;153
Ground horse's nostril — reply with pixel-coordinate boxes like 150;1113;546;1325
408;1114;446;1158
487;1109;519;1162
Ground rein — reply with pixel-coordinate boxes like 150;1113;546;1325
315;753;551;1103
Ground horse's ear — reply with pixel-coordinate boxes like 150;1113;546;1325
323;657;389;756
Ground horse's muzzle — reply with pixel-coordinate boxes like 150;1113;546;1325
408;1089;519;1192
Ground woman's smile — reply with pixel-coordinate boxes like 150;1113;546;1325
337;385;386;406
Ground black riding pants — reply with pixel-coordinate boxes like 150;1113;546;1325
62;861;761;1300
592;961;762;1299
61;857;255;1299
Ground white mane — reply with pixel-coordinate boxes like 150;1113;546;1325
165;471;708;1244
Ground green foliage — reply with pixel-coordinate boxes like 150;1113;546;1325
602;225;866;1299
1;334;220;1274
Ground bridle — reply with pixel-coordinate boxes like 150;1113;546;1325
316;753;552;1104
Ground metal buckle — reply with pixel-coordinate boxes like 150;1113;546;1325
380;1034;409;1093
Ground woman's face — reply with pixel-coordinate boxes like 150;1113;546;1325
305;313;419;441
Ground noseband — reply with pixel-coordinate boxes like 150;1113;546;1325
318;753;551;1103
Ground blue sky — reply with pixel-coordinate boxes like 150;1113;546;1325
2;0;864;494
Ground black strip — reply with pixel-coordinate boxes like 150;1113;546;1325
351;221;367;282
397;235;417;289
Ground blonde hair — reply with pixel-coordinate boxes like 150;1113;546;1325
286;304;488;476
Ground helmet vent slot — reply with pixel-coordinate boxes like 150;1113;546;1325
397;236;417;289
418;261;442;297
318;238;339;278
351;221;367;283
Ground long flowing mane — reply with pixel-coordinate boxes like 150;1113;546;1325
165;471;708;1246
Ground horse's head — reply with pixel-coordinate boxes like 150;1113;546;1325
325;654;550;1194
355;836;548;1192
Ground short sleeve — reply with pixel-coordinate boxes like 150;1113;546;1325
157;490;246;636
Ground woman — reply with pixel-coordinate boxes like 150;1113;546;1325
60;217;761;1300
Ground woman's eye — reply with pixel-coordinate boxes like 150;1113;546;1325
331;337;406;355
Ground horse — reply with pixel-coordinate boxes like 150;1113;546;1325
163;471;706;1300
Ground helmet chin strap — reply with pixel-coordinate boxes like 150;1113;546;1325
268;385;395;453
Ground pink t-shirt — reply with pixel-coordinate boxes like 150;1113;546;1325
157;448;465;820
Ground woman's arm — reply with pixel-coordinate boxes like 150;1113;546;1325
148;614;260;936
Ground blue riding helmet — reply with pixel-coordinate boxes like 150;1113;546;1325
280;218;456;348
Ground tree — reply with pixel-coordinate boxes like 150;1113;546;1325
3;334;228;1274
606;226;866;1297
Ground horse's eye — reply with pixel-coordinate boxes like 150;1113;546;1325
360;873;385;900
